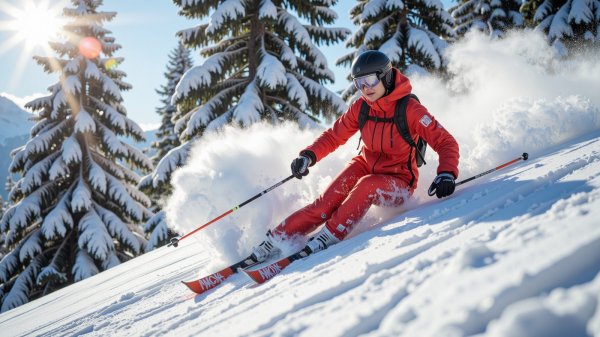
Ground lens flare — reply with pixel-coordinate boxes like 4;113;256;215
78;36;102;59
105;58;118;70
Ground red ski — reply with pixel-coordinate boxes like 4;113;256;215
244;248;311;284
182;255;258;294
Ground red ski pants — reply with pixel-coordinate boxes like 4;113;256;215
274;159;413;240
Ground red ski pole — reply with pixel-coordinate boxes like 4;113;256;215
429;153;529;196
168;175;295;247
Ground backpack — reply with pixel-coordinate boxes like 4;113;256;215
358;93;427;187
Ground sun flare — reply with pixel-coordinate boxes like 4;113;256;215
0;0;65;53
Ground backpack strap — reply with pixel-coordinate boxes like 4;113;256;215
394;93;427;188
356;101;370;150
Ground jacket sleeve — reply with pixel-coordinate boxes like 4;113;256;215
303;101;361;163
407;99;460;178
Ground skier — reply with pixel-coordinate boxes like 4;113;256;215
251;50;460;262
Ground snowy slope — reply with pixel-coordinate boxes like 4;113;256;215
1;129;599;337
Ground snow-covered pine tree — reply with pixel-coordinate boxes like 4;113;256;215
151;42;194;167
0;0;153;312
138;42;193;250
523;0;600;54
171;0;349;133
449;0;524;38
338;0;455;99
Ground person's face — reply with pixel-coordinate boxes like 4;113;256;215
353;73;386;102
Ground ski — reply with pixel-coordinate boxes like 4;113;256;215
181;255;258;294
244;247;312;284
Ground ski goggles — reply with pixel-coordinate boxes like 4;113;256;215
353;73;381;90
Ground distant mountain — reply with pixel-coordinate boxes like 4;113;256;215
0;95;34;200
0;95;34;145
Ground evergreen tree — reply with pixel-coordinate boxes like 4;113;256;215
139;42;193;250
338;0;455;99
151;42;194;166
0;0;153;312
449;0;524;38
524;0;600;54
171;0;349;134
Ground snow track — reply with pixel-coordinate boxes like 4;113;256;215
2;132;600;337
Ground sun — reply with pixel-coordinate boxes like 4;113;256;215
0;0;66;53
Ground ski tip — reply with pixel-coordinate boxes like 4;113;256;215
244;258;292;284
182;267;235;295
181;280;208;294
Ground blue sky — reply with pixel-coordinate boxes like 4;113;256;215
0;0;451;129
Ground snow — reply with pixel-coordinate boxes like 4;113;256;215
2;31;600;337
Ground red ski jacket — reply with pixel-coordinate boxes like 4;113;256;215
304;69;460;188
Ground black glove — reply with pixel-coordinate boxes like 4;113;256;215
291;155;311;179
428;172;456;198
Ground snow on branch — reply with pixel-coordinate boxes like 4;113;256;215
173;52;227;102
142;141;192;188
106;175;144;221
61;135;83;165
25;95;53;111
101;75;123;101
380;32;404;63
299;76;347;114
62;75;82;96
72;249;99;282
19;229;42;262
259;0;277;19
94;204;141;254
408;28;442;69
270;35;298;68
41;193;73;240
49;155;69;180
365;21;385;44
0;255;43;312
233;80;263;127
71;178;92;213
0;250;20;283
257;52;287;90
207;0;246;34
74;107;96;134
7;191;43;233
549;6;573;40
91;97;126;131
84;59;102;80
285;73;309;110
99;124;128;157
279;11;313;49
88;157;107;194
78;208;113;261
24;120;68;157
22;154;58;194
143;211;169;251
362;0;386;20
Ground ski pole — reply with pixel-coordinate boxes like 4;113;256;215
168;174;295;247
429;152;529;196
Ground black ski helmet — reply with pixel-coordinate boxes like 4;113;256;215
351;50;394;91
